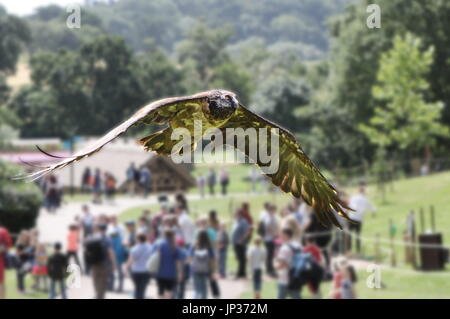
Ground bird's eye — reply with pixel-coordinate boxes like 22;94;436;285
209;100;218;110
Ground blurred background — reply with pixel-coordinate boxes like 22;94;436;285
0;0;450;299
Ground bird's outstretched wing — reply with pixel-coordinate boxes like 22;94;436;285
17;94;207;181
225;104;352;228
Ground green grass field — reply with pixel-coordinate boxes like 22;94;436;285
118;165;450;299
4;270;47;299
240;267;450;299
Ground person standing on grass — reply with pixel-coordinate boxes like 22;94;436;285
154;229;183;299
0;225;12;299
190;230;216;299
262;204;279;277
348;183;376;254
207;168;217;196
127;233;153;299
197;174;206;198
47;242;68;299
219;168;230;196
276;228;302;299
231;209;251;279
247;236;266;299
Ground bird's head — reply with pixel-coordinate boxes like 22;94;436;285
206;90;239;121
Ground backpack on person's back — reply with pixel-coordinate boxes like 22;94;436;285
257;220;266;237
288;245;322;290
84;236;107;266
191;248;211;274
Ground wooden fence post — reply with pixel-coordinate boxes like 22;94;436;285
375;233;381;263
389;219;397;267
411;211;417;269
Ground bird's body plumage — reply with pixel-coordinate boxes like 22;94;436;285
19;89;352;227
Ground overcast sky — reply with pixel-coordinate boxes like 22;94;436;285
1;0;85;16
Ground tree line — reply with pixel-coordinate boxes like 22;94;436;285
1;0;450;173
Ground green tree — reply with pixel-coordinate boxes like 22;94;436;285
10;36;186;139
329;0;450;164
359;34;448;163
0;7;30;74
177;23;232;86
0;160;43;234
251;70;310;133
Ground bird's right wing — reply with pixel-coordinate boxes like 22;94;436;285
224;104;352;228
16;94;208;181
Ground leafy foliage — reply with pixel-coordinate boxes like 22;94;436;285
359;34;448;152
0;160;43;234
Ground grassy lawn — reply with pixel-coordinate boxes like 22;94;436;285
4;270;47;299
240;267;450;299
353;171;450;261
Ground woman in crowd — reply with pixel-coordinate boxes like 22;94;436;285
154;229;183;299
190;229;216;299
66;224;81;268
207;210;221;298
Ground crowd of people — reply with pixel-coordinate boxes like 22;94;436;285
0;181;375;299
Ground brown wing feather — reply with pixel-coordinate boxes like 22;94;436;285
225;105;353;228
19;93;209;181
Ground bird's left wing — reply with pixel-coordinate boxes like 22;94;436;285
224;104;352;228
17;94;207;181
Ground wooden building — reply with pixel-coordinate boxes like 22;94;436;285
120;154;195;193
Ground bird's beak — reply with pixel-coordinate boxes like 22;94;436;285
231;96;239;109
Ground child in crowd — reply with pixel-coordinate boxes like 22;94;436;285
67;224;81;268
247;236;266;299
329;256;347;299
341;264;357;299
303;235;324;298
32;244;49;291
47;242;68;299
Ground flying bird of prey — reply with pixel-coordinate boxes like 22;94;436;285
19;89;352;227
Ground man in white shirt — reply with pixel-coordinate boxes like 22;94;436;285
107;215;126;239
176;205;195;247
81;205;95;238
348;184;376;253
